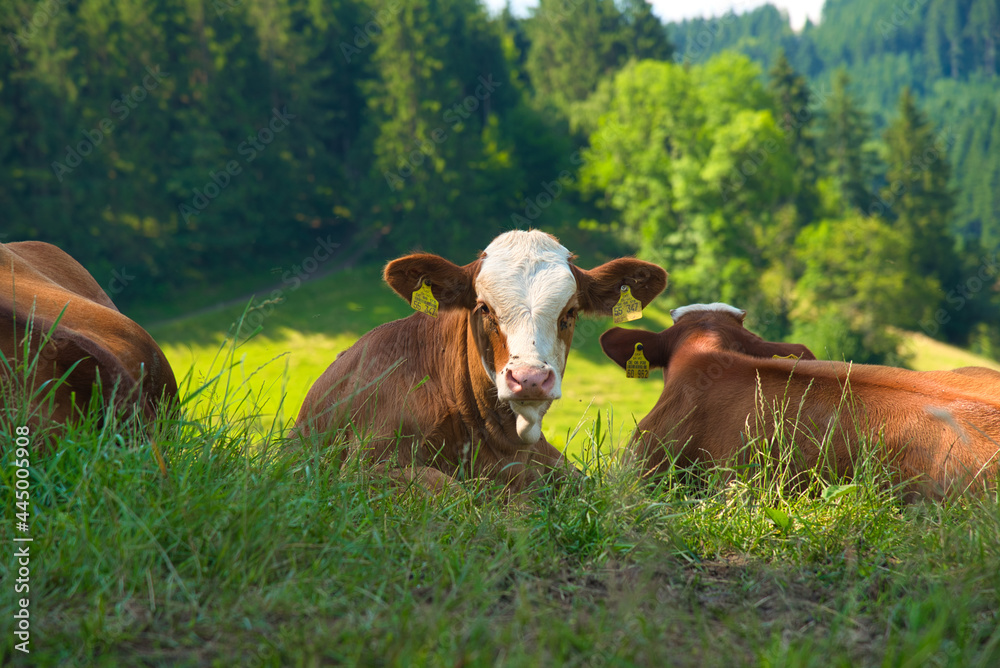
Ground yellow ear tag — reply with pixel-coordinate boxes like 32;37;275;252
626;343;650;379
612;285;643;324
772;354;800;360
410;280;439;317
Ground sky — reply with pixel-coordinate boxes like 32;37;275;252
486;0;826;31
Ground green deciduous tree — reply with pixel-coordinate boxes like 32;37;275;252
577;54;796;318
790;215;939;363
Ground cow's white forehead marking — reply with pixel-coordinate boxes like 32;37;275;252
670;302;745;322
475;230;577;325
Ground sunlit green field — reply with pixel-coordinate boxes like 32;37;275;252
147;265;1000;461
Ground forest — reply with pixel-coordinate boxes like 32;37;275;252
2;0;998;363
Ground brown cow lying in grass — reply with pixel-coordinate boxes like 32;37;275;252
600;303;1000;499
295;230;668;493
1;241;178;434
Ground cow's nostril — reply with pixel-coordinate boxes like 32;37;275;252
507;366;555;398
540;370;556;392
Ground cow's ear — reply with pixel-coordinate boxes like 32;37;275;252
573;259;668;315
384;253;478;310
599;327;667;369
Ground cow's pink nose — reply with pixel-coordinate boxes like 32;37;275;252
506;366;556;399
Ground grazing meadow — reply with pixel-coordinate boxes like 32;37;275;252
3;266;1000;666
146;266;1000;456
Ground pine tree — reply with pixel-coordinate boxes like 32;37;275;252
978;114;1000;251
882;88;964;337
768;51;818;222
817;70;875;215
525;0;627;109
524;0;670;111
366;0;521;255
969;0;1000;76
617;0;673;63
926;0;973;79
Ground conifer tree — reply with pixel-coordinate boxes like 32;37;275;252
969;0;1000;75
817;70;875;215
768;51;818;222
926;0;972;79
524;0;670;110
617;0;674;63
882;88;964;337
366;0;520;255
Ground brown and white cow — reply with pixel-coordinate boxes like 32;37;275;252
600;303;1000;498
1;241;178;433
295;230;668;492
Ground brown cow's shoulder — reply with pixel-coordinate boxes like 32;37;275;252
296;309;530;483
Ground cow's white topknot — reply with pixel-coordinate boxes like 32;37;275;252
669;302;746;322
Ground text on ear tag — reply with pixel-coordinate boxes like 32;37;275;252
772;354;800;360
411;280;439;317
613;285;643;324
626;343;650;379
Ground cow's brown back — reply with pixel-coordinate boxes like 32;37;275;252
637;352;1000;498
601;305;1000;499
1;241;178;432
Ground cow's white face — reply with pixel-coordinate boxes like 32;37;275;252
473;231;579;443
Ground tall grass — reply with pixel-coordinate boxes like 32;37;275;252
4;312;1000;666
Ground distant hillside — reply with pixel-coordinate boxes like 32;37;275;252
667;0;1000;250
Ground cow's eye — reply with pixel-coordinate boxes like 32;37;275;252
476;303;491;317
560;308;577;330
